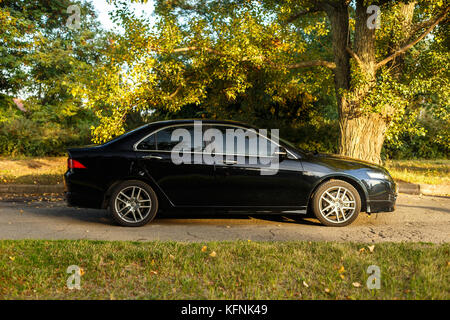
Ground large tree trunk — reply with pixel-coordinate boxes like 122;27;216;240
339;114;388;164
327;0;385;164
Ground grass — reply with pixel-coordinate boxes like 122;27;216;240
384;159;449;185
0;240;448;300
0;157;66;185
0;157;448;186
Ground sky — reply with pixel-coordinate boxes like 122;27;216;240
91;0;156;31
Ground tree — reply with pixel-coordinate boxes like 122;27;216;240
79;0;449;163
0;0;107;155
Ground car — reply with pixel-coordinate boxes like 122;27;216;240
64;119;397;227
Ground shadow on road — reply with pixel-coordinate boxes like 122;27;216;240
20;202;321;227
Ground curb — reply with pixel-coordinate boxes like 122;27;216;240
397;181;449;197
0;184;64;194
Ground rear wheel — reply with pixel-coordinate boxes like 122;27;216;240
109;180;158;227
312;180;361;227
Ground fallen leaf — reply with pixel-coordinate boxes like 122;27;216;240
324;288;330;293
79;268;85;276
201;246;207;252
302;281;309;288
209;251;217;257
150;270;158;275
352;282;361;288
340;274;345;280
169;254;175;260
338;266;345;273
9;256;15;261
359;248;366;253
368;245;375;252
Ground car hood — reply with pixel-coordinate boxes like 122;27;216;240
312;152;388;173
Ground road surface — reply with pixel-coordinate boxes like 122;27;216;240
0;193;449;243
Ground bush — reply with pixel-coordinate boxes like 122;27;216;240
0;118;93;156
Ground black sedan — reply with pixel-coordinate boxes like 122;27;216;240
64;119;397;227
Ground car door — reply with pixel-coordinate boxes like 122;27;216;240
210;125;307;208
135;124;216;206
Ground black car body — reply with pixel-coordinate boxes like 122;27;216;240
64;119;397;227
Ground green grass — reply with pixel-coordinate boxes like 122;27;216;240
0;240;448;299
0;157;65;185
384;159;449;185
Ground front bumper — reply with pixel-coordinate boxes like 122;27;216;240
363;179;397;213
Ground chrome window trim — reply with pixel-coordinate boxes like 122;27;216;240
133;123;298;160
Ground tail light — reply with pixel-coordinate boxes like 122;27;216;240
68;159;86;169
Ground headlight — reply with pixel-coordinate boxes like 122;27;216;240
367;171;389;180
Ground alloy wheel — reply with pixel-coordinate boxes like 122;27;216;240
318;186;356;224
114;186;152;223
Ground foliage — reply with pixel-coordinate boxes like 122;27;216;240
0;0;106;156
74;0;448;163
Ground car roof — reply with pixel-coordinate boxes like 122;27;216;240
146;119;255;129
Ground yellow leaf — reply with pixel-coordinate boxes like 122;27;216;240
324;288;330;293
9;256;15;261
352;282;361;288
338;266;345;273
209;251;217;258
340;274;345;280
150;270;158;275
79;268;85;276
368;245;375;252
302;281;309;288
201;246;207;252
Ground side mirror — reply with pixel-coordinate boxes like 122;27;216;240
273;146;288;160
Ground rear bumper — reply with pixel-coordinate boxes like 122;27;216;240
64;171;104;209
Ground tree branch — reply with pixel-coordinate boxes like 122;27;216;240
172;46;224;55
285;7;321;23
346;47;364;70
286;60;336;69
168;46;336;70
376;7;449;70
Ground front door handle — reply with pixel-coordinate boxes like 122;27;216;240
223;159;237;165
143;155;163;160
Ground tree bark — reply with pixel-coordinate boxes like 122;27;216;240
325;1;387;164
327;0;403;164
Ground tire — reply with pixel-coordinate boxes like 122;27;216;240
311;180;361;227
109;180;158;227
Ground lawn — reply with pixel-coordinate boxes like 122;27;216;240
0;240;448;299
0;157;66;185
384;159;449;185
0;157;448;186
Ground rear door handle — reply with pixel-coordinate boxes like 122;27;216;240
223;160;237;165
143;155;163;160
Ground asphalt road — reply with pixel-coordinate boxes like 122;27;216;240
0;193;449;243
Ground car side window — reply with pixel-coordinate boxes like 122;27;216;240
204;125;274;157
137;125;205;152
136;133;156;150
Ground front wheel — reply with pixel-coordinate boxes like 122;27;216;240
109;180;158;227
312;180;361;227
